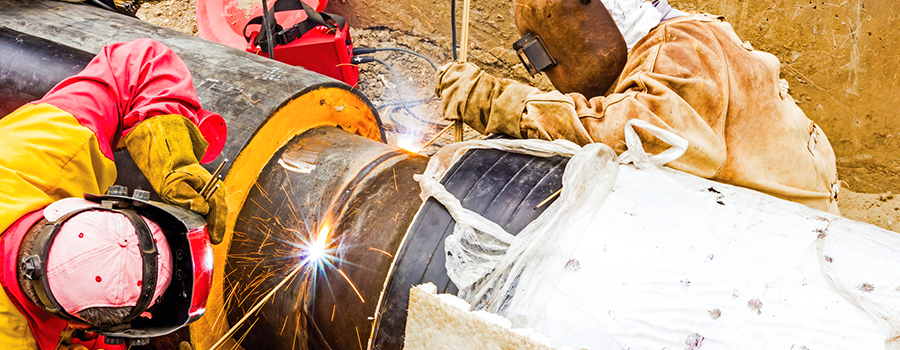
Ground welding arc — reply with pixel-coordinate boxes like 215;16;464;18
209;263;305;350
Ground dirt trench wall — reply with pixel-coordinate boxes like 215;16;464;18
670;0;900;193
325;0;899;193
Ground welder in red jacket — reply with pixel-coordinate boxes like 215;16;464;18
0;38;227;349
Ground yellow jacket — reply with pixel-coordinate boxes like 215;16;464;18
0;103;117;349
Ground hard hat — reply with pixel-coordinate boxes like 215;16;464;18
514;0;628;98
19;186;213;347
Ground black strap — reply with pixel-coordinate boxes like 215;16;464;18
117;209;158;325
243;0;346;51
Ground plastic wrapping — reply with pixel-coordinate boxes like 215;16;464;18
414;121;900;348
414;138;588;287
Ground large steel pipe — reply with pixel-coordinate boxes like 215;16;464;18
219;127;566;350
0;28;92;115
226;126;428;350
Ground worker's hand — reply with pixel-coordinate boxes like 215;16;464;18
159;163;227;245
57;345;89;350
434;61;539;138
125;114;227;245
434;62;481;122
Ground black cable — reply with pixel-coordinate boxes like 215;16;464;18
261;0;275;59
376;96;434;111
353;47;437;70
352;56;446;128
371;57;422;125
451;0;457;61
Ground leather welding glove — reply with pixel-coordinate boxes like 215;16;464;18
435;62;539;138
125;114;226;245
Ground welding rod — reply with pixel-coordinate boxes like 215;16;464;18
418;123;455;153
455;0;470;143
204;183;221;201
534;189;561;210
200;159;228;199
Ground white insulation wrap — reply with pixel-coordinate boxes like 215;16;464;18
414;122;900;349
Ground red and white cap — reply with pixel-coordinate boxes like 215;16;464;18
43;198;173;317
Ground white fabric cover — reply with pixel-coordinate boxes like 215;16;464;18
600;0;662;51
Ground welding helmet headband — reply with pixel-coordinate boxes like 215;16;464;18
514;0;628;97
19;190;213;345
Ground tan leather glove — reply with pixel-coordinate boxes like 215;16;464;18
435;62;540;138
125;114;226;245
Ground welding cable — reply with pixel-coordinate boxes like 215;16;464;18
375;96;434;111
351;56;446;128
352;47;438;70
451;0;457;60
378;96;449;129
261;0;275;59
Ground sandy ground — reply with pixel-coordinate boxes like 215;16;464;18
135;1;900;234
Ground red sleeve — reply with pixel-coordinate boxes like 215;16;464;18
36;38;226;163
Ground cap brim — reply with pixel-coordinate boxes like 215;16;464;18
44;197;100;222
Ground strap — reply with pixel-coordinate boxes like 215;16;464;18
117;210;158;325
243;0;346;51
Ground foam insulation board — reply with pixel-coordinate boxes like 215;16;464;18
403;283;568;350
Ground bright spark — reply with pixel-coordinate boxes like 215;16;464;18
308;224;330;262
396;137;421;153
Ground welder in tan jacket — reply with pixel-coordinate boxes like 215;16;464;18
436;0;840;214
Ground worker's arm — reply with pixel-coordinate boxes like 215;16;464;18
435;20;728;178
32;39;227;243
562;19;729;177
37;38;226;163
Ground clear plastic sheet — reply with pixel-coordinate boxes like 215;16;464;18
414;120;900;349
414;119;688;308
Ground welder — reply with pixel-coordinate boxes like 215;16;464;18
0;38;226;349
436;0;840;214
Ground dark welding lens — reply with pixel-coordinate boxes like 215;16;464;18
513;32;557;76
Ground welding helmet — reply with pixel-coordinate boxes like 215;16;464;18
87;0;143;17
19;185;213;346
514;0;628;98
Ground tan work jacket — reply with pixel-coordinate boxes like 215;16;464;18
516;14;840;214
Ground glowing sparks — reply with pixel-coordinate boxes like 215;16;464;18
338;268;365;303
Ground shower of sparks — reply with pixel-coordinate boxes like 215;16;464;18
220;176;381;349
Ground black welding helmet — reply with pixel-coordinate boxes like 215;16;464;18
19;185;213;346
87;0;142;17
514;0;628;98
